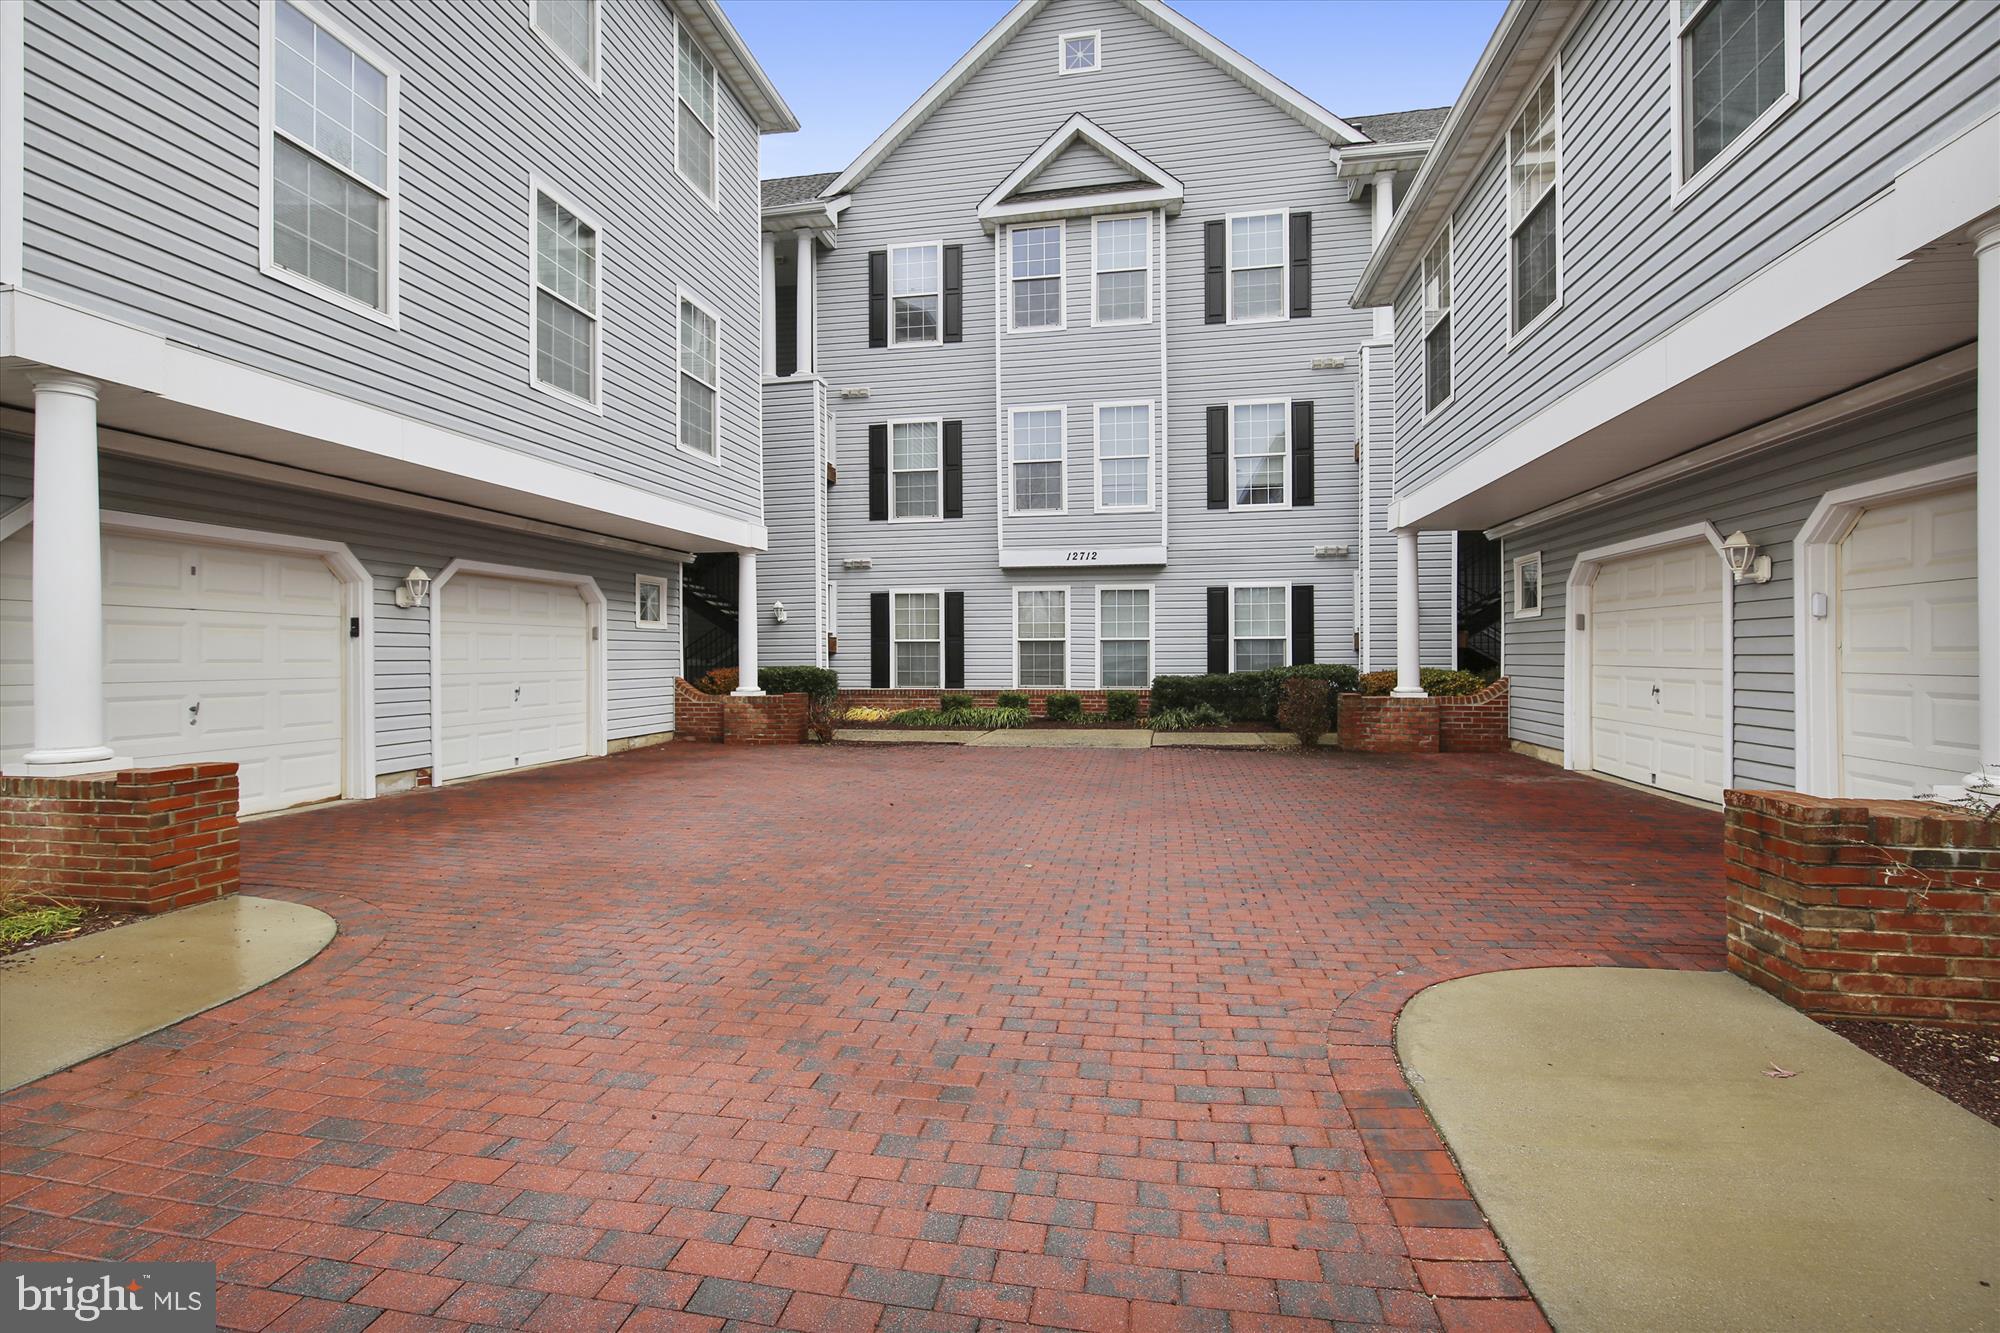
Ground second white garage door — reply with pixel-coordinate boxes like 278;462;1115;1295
438;573;590;782
1589;543;1727;803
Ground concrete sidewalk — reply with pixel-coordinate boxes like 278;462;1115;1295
1398;968;2000;1332
834;727;1307;748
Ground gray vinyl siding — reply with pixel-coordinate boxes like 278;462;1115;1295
759;377;826;667
1028;139;1142;192
21;0;765;526
1;432;686;771
804;0;1452;688
1391;0;1999;498
1362;345;1457;673
1499;385;1975;789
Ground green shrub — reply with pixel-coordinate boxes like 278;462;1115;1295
757;665;840;703
1147;703;1229;732
1276;676;1332;743
1358;668;1487;697
1105;691;1140;723
891;706;1027;729
996;690;1028;709
1044;692;1083;722
1150;665;1360;723
937;692;976;715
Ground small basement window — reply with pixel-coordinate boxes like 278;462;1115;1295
1514;551;1544;618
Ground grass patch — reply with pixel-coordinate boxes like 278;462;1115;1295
0;903;84;946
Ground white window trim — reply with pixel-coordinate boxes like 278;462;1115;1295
1668;0;1802;205
1228;582;1291;673
1008;404;1068;516
1092;399;1153;514
528;0;602;93
635;573;667;628
674;22;721;211
888;240;945;348
887;416;945;524
1224;208;1288;326
1094;584;1154;690
1420;219;1454;422
257;0;401;327
1057;29;1102;75
889;587;946;689
1089;212;1151;327
1007;221;1067;333
676;284;723;464
1012;586;1072;689
1227;397;1291;512
527;172;606;414
1512;550;1544;619
1504;57;1564;346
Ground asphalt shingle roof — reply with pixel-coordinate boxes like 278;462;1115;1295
1344;106;1452;145
761;171;840;209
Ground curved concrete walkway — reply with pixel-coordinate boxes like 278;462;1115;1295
1399;967;2000;1332
0;896;335;1092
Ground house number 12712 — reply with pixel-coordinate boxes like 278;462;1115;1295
1065;550;1099;562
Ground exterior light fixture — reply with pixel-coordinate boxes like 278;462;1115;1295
771;600;788;624
841;556;873;570
395;566;432;608
1719;531;1770;584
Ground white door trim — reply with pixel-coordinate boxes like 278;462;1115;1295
427;559;607;783
1564;522;1732;787
3;503;376;800
1793;454;1978;797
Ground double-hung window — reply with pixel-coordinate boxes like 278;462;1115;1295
678;294;719;456
1097;588;1151;689
1677;0;1795;185
890;244;941;345
890;420;942;521
1095;402;1151;511
1232;586;1288;672
532;186;599;405
1508;66;1561;335
1227;212;1285;322
531;0;597;85
1016;589;1068;688
267;0;394;316
676;27;717;203
1092;215;1149;324
1423;225;1453;412
893;591;943;687
1009;224;1064;330
1010;408;1065;514
1230;401;1288;508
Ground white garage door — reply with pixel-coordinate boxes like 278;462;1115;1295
1838;485;1979;798
438;574;589;782
1;531;346;815
1590;543;1727;803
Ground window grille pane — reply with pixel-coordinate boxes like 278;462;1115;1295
679;376;716;453
679;300;716;385
1096;269;1146;322
273;137;382;306
1425;316;1452;410
678;29;715;125
1234;587;1285;638
1099;458;1146;508
1096;405;1149;507
1096;216;1147;269
1508;71;1558;222
1229;214;1282;268
1512;190;1559;330
1018;590;1065;640
1011;226;1062;278
1099;589;1148;640
274;1;388;190
1685;0;1787;174
896;642;941;687
1018;641;1065;687
1231;267;1282;320
1012;411;1062;460
537;289;594;399
891;422;940;469
1100;639;1150;688
534;0;594;75
537;194;597;313
1232;403;1286;454
1064;34;1096;70
1234;637;1284;671
892;295;939;343
893;470;939;518
678;103;715;197
1013;277;1061;328
891;246;938;295
1013;462;1062;512
893;592;940;641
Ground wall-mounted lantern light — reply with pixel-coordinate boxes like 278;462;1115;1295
771;600;788;624
395;566;432;608
1719;531;1771;585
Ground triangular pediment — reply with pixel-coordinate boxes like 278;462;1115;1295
1018;138;1144;195
979;114;1183;228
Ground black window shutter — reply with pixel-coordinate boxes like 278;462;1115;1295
1203;220;1225;324
1291;400;1315;507
1289;213;1312;318
943;420;963;518
867;250;888;348
1291;584;1315;665
868;423;888;521
1205;405;1228;509
943;245;963;343
1206;587;1229;673
944;591;966;688
870;592;890;687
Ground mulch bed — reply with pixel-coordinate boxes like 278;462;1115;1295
838;718;1272;733
0;906;131;963
1821;1019;2000;1127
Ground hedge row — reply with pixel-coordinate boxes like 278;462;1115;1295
1149;664;1360;724
692;665;841;703
1355;668;1487;697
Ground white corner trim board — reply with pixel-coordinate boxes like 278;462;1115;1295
1791;454;1978;798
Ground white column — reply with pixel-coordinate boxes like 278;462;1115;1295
760;233;778;377
1970;223;2000;792
794;230;816;377
21;373;126;774
733;551;763;695
1392;527;1424;697
1371;174;1396;343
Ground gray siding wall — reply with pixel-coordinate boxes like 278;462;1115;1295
759;377;827;666
1499;385;1975;789
1390;0;1998;498
1028;139;1141;192
21;0;766;526
1;433;685;772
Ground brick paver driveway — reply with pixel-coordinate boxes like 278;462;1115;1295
1;745;1720;1332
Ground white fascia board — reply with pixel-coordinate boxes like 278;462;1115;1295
1392;112;2000;531
670;0;799;133
999;544;1166;570
1130;0;1364;145
2;289;768;552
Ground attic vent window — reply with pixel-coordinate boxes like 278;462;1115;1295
1059;31;1100;74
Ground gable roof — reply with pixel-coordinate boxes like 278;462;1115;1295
825;0;1364;199
1345;106;1452;146
979;113;1184;228
762;172;841;210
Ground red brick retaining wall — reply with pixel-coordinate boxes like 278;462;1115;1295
836;688;1150;718
675;679;808;745
675;679;725;742
1338;680;1510;754
1437;680;1510;753
0;764;241;913
1725;790;1999;1029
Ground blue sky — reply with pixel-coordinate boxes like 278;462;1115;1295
729;0;1506;180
